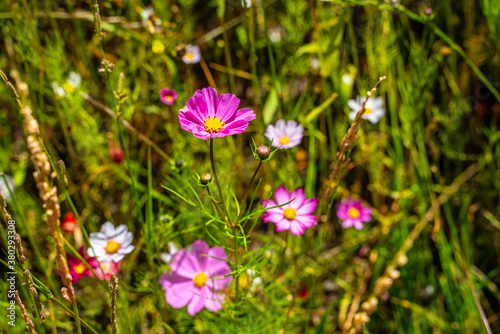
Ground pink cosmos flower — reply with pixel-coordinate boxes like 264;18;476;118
67;247;121;282
261;186;318;235
67;247;96;282
178;87;256;140
264;120;303;149
159;88;177;105
336;197;372;230
159;240;232;316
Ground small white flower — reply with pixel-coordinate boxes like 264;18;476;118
0;174;15;202
141;7;154;22
88;222;135;262
182;44;201;64
310;58;321;70
67;72;81;88
348;96;385;124
264;120;303;149
52;82;66;97
52;72;82;97
246;269;263;291
241;0;253;8
268;26;286;43
160;242;178;263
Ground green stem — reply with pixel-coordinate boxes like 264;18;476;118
237;161;262;222
233;230;239;302
209;138;232;226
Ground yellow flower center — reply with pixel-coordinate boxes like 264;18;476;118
283;208;296;220
185;53;193;61
164;95;173;102
279;137;290;145
364;108;372;115
347;208;360;219
74;262;87;275
62;83;75;94
238;276;249;290
193;273;207;288
204;116;225;133
105;241;121;254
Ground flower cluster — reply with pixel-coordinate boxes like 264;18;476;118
66;222;134;282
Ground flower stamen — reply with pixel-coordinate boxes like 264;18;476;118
204;116;225;133
279;137;290;145
283;208;296;220
105;241;121;254
74;262;87;275
347;208;360;219
364;108;372;115
193;273;207;288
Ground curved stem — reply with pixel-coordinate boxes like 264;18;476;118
209;138;232;226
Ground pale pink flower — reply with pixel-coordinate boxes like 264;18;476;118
261;186;318;235
159;240;232;316
264;120;303;149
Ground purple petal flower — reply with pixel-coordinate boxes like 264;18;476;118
178;87;256;140
159;240;232;316
336;197;372;230
264;120;303;149
182;44;201;64
159;88;177;105
261;186;318;236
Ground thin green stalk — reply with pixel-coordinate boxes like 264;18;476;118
233;229;240;302
237;161;262;222
209;138;232;226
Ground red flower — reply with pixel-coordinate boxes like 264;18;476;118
62;212;77;233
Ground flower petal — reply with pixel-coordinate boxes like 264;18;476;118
165;281;195;309
274;186;291;205
170;249;200;278
296;198;318;215
187;294;206;315
217;93;240;122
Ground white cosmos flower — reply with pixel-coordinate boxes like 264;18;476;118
160;242;178;263
182;44;201;64
264;120;303;149
88;222;135;262
348;96;385;124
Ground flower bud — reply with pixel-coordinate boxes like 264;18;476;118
257;145;271;160
175;160;184;168
200;173;212;185
109;147;124;164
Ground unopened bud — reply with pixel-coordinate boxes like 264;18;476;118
200;173;212;185
109;147;124;164
257;145;271;160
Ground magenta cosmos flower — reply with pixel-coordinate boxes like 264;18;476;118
159;88;177;105
264;120;303;149
336;197;372;230
159;240;232;316
67;247;121;282
178;87;256;140
261;186;318;235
